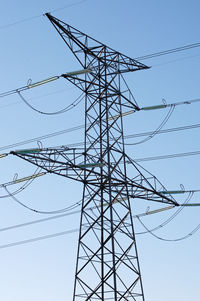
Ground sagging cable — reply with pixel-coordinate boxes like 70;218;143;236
137;215;200;242
17;91;84;115
124;105;175;145
136;192;193;235
3;186;82;215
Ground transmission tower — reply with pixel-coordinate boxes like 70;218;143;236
11;14;179;301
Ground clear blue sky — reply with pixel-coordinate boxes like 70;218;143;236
0;0;199;300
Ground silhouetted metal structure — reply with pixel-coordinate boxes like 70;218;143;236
11;14;178;301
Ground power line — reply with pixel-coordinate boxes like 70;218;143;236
137;216;200;242
0;119;200;151
124;122;200;140
0;228;79;250
0;206;175;234
17;91;84;115
0;206;199;250
0;86;75;109
0;193;199;235
0;208;178;249
0;120;200;153
135;42;200;61
0;95;199;152
0;167;198;248
1;10;199;65
136;192;193;235
4;186;82;215
0;14;42;31
123;105;175;146
2;133;200;165
0;210;81;233
0;124;84;152
152;53;200;68
49;0;89;13
132;150;200;163
0;0;89;30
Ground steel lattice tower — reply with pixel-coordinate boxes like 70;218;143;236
11;14;179;301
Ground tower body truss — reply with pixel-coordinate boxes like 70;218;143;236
11;14;178;301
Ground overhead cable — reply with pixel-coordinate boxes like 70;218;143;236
0;198;199;250
135;192;193;235
3;186;82;214
0;96;200;152
1;207;200;250
152;53;200;68
0;209;82;233
135;42;200;61
0;206;177;249
132;150;200;162
17;91;84;115
0;0;89;30
124;105;175;146
0;124;84;152
124;122;200;141
0;228;80;250
0;206;176;234
137;215;200;242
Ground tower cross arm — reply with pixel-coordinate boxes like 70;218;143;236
45;13;149;74
10;147;104;184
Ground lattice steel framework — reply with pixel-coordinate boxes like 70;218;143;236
11;14;179;301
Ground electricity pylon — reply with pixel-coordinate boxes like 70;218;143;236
11;14;179;301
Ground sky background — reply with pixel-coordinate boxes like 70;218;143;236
0;0;199;300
